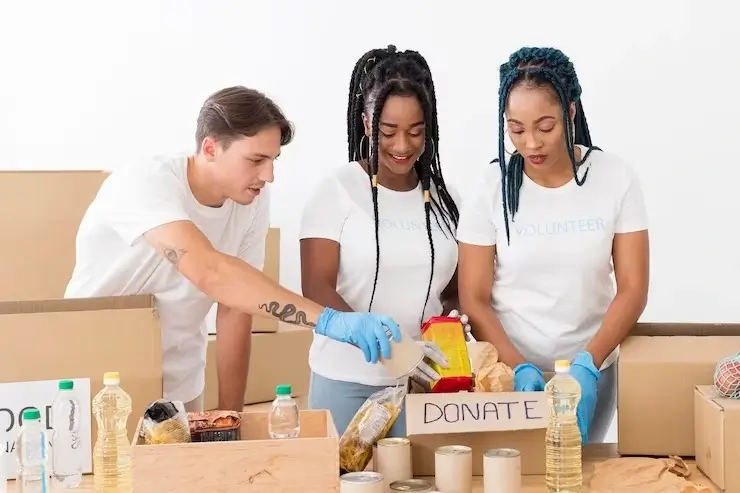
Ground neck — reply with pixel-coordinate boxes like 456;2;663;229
362;160;418;191
188;154;226;207
524;145;583;188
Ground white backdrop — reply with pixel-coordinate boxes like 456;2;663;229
2;0;738;442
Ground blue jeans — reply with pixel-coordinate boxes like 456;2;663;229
588;360;618;444
308;372;407;437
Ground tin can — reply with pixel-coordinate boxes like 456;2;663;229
375;437;413;488
379;329;424;378
390;478;435;492
340;471;385;493
483;448;521;493
434;445;472;493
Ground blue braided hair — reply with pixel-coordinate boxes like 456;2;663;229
496;47;602;245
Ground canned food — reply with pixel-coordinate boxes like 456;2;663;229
390;478;434;491
340;472;383;483
377;437;411;446
436;445;472;455
484;448;520;458
483;448;521;493
340;471;385;493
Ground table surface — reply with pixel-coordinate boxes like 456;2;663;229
5;444;718;492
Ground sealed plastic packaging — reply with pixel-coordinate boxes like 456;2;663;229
339;385;407;473
188;410;241;442
140;400;191;445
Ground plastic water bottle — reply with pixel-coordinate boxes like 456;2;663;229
544;360;583;493
92;372;133;493
268;384;300;439
51;379;82;488
15;407;50;493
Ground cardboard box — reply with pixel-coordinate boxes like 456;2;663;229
618;323;740;457
694;385;740;493
0;170;282;330
0;295;162;473
204;324;313;409
405;390;548;476
132;409;339;493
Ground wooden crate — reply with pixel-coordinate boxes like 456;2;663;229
132;409;339;492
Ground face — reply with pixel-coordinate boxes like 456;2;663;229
201;125;282;205
505;84;576;172
363;95;426;176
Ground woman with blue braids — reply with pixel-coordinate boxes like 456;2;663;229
456;47;650;444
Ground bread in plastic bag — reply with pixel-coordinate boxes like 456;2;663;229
338;384;406;473
140;399;191;445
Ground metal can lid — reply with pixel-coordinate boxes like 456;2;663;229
377;437;411;447
390;478;433;491
340;472;384;484
435;445;472;455
484;448;521;458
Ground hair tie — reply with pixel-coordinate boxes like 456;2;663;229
371;174;378;187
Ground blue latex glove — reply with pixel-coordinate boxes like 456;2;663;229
513;363;546;392
315;307;402;364
570;350;601;445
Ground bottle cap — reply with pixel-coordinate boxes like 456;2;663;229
554;360;571;371
59;380;74;390
103;372;121;385
276;384;292;396
22;408;41;421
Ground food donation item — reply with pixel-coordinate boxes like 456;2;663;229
420;316;473;393
140;400;191;445
188;410;242;442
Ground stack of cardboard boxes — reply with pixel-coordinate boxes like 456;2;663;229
0;170;312;460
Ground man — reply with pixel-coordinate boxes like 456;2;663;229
65;86;402;412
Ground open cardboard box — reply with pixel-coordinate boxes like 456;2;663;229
132;409;339;493
694;385;740;493
405;389;548;476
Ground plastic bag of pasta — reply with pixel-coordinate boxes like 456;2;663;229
140;399;191;445
338;384;407;473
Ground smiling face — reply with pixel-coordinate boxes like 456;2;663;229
363;94;426;179
506;83;576;173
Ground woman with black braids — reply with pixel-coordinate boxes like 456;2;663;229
299;45;468;436
457;47;650;444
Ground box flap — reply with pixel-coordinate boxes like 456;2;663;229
405;391;547;436
631;322;740;337
0;294;155;315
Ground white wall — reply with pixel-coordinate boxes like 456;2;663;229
2;0;738;442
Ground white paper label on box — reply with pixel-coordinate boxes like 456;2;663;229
405;391;548;436
0;378;93;476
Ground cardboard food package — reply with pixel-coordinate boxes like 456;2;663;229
618;323;740;457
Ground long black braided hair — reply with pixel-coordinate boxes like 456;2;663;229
347;44;459;323
496;47;602;245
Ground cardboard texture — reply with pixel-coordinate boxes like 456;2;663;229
405;390;548;476
0;295;162;450
132;409;339;493
0;170;281;333
203;324;313;409
618;323;740;457
694;385;740;493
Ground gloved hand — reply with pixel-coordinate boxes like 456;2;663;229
570;350;600;445
446;309;473;342
315;307;402;364
513;362;546;392
410;341;450;385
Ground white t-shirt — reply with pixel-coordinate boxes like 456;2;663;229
456;147;648;372
65;154;269;403
299;162;460;386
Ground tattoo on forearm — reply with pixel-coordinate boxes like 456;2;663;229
258;301;316;327
163;246;187;266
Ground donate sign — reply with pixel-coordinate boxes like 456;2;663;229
405;391;548;435
0;378;92;477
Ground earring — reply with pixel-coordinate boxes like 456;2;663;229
359;135;370;162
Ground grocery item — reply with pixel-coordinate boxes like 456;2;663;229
713;351;740;398
51;379;83;488
188;410;241;442
390;478;435;491
468;341;515;392
15;408;50;493
373;437;412;489
420;316;473;393
339;471;384;493
338;385;406;473
140;400;191;445
483;448;521;493
92;371;133;493
544;360;582;493
268;384;300;439
434;445;472;493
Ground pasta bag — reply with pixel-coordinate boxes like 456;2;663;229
338;385;407;473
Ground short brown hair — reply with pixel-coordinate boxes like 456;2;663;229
195;86;294;151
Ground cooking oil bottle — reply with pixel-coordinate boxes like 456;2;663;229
92;372;133;493
544;360;583;492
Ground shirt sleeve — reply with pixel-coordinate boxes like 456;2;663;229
299;174;348;242
615;162;649;234
237;186;271;270
97;162;191;246
455;165;500;246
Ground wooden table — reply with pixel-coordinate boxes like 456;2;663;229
5;445;718;492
